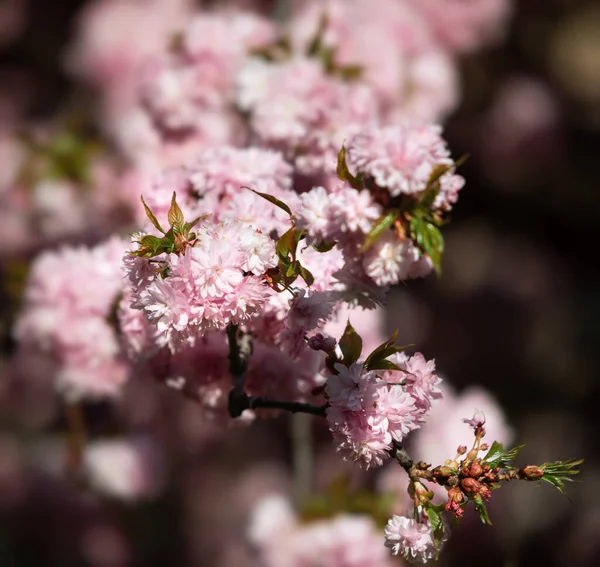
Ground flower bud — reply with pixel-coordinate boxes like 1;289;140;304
461;477;482;495
469;460;483;478
307;333;336;352
520;465;544;480
457;445;468;455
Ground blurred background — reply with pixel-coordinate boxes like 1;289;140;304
0;0;599;566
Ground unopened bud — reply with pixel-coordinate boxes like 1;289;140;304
466;448;479;462
469;462;484;478
307;333;336;352
461;477;482;495
457;445;468;455
480;443;489;451
520;465;544;480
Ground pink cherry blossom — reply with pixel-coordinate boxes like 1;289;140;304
384;515;437;563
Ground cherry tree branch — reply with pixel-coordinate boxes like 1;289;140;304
225;323;328;419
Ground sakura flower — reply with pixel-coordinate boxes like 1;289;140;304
463;409;487;430
346;123;461;201
137;276;198;349
14;237;131;401
362;232;426;286
409;0;513;53
389;351;443;412
329;186;382;235
326;363;370;412
295;186;336;243
287;290;337;331
384;515;437;563
382;385;421;442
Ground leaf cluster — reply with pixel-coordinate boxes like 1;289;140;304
305;13;363;80
246;188;315;289
540;459;584;495
131;192;207;258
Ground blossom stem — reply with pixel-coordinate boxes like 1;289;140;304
230;391;328;418
225;323;328;418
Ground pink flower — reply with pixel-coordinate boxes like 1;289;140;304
382;385;421;442
463;409;487;430
290;0;458;122
14;237;130;401
384;515;437;563
239;57;379;176
288;290;337;331
362;232;425;286
346;123;460;200
329;187;382;235
138;276;198;350
326;363;370;412
389;351;443;413
409;0;513;53
296;186;336;243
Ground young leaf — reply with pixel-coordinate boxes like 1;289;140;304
540;459;583;495
483;443;526;468
184;214;210;233
298;265;315;287
482;441;505;465
473;495;492;525
410;216;444;277
359;210;399;253
245;186;292;217
168;191;185;233
338;320;363;367
336;145;362;189
363;331;412;371
276;228;294;260
140;195;165;234
364;359;401;371
313;240;337;253
425;503;447;556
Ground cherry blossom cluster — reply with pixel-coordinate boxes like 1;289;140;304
296;123;464;290
14;237;129;401
325;352;441;469
125;218;278;352
250;494;397;567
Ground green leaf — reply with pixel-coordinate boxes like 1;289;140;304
184;214;210;233
336;145;362;189
298;265;315;287
364;359;401;371
482;441;505;465
306;12;329;57
540;459;583;495
286;259;301;278
363;331;412;371
168;192;185;233
473;495;492;525
359;210;399;253
276;227;295;260
424;503;447;556
338;320;363;367
483;442;526;468
410;216;444;277
312;240;337;253
245;186;292;217
140;195;165;234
